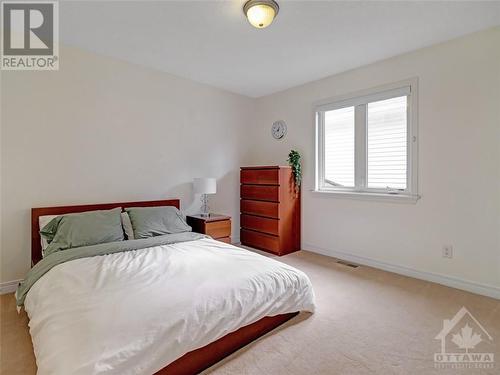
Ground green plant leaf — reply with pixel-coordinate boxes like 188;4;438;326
287;149;302;191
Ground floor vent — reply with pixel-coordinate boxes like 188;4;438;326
336;260;360;268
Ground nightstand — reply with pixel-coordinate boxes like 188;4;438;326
186;214;231;243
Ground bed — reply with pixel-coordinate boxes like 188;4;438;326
19;199;315;374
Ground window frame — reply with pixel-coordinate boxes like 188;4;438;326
314;78;419;202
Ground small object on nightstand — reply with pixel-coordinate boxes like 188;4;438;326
186;214;231;244
193;178;217;217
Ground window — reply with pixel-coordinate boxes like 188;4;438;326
324;106;355;187
315;80;418;201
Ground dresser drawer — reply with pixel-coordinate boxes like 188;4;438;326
241;229;279;254
241;169;279;185
240;185;279;202
217;236;231;244
205;220;231;239
240;199;279;218
241;214;279;236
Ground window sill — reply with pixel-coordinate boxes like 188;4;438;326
311;189;420;203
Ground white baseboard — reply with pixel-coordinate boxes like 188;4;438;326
0;279;21;295
303;243;500;300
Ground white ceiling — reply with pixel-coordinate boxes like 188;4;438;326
60;1;500;97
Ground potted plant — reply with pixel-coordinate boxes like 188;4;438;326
287;149;302;193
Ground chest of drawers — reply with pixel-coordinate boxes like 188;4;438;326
240;166;300;256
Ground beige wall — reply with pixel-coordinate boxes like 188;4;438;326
0;46;254;283
249;27;500;294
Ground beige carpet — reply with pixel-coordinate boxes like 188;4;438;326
1;250;499;374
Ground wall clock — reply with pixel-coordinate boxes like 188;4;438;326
271;120;287;140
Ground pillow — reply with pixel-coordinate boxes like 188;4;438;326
39;215;58;255
41;207;124;256
121;212;134;240
125;206;191;239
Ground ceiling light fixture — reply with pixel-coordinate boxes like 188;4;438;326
243;0;279;29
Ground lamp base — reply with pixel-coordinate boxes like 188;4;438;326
200;194;211;218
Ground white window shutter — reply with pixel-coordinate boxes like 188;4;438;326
324;106;355;187
367;96;407;190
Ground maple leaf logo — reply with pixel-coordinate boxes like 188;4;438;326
451;324;483;353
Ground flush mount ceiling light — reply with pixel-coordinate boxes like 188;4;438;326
243;0;279;29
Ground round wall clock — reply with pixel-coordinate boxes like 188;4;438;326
271;120;287;140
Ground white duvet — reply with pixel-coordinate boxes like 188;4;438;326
24;238;315;374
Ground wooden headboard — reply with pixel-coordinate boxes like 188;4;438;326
31;199;180;266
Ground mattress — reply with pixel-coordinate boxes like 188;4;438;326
23;237;315;374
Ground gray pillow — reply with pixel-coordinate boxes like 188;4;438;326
41;207;124;256
125;206;191;239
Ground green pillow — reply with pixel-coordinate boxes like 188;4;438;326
41;207;124;256
125;206;191;239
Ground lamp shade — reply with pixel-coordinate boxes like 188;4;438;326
193;178;216;194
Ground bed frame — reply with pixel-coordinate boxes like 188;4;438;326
31;199;299;374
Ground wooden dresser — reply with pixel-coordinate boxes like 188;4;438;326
187;214;231;244
240;166;300;256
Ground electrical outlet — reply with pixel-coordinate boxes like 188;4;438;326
442;245;453;259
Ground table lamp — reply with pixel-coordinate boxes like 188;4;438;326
193;178;216;217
